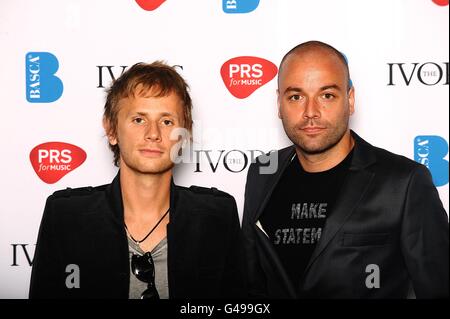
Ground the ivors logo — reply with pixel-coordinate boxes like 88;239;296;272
135;0;166;11
30;142;87;184
221;56;278;99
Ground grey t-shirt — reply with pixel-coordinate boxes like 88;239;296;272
128;237;169;299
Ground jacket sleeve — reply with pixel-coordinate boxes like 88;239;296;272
221;196;247;298
29;195;66;298
400;164;449;298
242;162;268;298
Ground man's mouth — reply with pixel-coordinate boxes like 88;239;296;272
300;126;325;134
139;148;164;156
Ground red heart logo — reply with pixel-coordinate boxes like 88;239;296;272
30;142;87;184
432;0;448;6
135;0;166;11
221;56;278;99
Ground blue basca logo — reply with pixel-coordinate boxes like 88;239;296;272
223;0;260;13
414;136;449;187
341;52;353;88
26;52;63;103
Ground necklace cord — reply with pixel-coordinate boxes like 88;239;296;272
124;207;170;244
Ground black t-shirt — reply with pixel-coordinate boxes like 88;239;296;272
260;149;353;295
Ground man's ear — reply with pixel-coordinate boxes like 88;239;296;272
103;118;118;145
277;89;282;119
348;86;355;116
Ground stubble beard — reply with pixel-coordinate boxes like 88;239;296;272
283;117;350;156
120;153;175;176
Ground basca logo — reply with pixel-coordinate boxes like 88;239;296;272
387;62;449;86
135;0;166;11
414;136;449;187
223;0;260;13
221;57;278;99
26;52;64;103
30;142;87;184
432;0;449;6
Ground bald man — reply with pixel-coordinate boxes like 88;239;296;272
242;41;448;299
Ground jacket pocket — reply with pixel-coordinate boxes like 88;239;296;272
342;233;389;247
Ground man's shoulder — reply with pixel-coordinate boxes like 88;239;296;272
356;133;426;177
52;183;109;198
370;143;423;173
177;184;234;200
174;186;239;227
49;183;109;202
175;185;237;216
42;183;111;220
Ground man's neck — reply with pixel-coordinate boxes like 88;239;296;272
296;130;354;173
120;167;172;221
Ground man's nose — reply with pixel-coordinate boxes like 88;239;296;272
303;98;321;119
145;122;162;141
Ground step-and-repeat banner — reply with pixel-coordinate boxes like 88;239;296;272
0;0;448;298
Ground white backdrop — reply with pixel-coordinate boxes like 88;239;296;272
0;0;448;298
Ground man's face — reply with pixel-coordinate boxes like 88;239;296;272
277;51;354;155
107;90;185;175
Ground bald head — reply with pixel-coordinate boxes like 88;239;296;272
278;41;351;90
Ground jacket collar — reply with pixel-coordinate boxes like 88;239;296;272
348;130;377;170
254;130;377;222
106;172;124;227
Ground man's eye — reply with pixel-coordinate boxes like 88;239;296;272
162;119;173;126
322;93;335;99
133;118;145;124
289;95;301;101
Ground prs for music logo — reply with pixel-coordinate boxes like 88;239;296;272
135;0;166;11
221;56;277;99
432;0;448;6
30;142;87;184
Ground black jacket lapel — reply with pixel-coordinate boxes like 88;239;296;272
167;178;178;299
253;146;297;298
255;146;296;222
105;172;125;228
104;171;132;297
302;131;377;277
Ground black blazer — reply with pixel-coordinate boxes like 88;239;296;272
29;173;246;299
242;131;449;299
